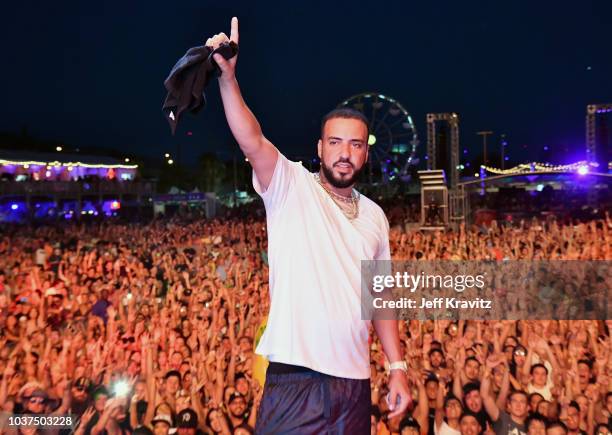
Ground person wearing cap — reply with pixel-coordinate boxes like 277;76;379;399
22;389;47;415
151;413;173;435
226;392;247;430
176;409;202;435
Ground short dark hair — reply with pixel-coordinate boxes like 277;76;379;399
546;420;568;433
529;392;544;402
525;413;547;429
508;390;528;402
465;356;480;366
164;370;182;382
320;107;369;139
459;411;482;424
428;348;444;358
399;416;420;430
568;400;580;412
530;363;549;375
444;394;463;409
133;427;153;435
462;382;481;398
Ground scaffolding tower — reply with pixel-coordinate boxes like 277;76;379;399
426;113;463;223
586;103;612;166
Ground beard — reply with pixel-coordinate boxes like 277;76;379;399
320;157;365;188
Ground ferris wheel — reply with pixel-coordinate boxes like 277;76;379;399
338;92;419;183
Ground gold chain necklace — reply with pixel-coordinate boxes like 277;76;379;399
314;173;360;220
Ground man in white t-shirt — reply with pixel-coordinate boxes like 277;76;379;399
209;17;411;434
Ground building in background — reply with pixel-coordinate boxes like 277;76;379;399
0;150;155;221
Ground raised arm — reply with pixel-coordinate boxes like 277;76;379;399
212;17;279;191
480;368;500;422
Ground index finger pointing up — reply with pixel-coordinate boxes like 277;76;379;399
230;16;239;44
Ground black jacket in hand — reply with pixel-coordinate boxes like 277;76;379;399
162;42;237;135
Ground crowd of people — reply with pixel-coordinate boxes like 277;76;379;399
0;207;610;435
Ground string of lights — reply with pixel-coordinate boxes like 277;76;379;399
481;160;598;175
0;159;138;169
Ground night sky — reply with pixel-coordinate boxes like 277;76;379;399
2;1;611;167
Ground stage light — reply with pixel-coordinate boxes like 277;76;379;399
10;204;18;210
536;184;544;192
578;165;589;175
110;200;121;210
368;134;377;146
164;153;170;158
168;159;174;165
56;146;63;152
46;170;51;177
125;158;130;162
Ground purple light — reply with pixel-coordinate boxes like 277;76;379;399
504;157;509;161
463;149;468;154
544;146;548;151
577;165;589;175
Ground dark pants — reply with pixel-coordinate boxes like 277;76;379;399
254;363;371;435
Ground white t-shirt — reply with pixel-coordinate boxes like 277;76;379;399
253;152;391;379
435;420;461;435
35;248;46;266
527;358;554;401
